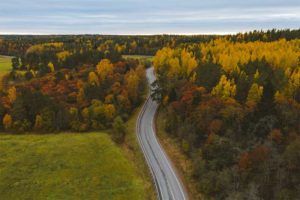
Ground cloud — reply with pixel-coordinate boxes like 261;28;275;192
0;0;299;34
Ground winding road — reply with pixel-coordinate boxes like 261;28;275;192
136;67;188;200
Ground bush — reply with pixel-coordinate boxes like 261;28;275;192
112;116;127;143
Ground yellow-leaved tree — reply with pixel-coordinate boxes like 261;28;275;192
153;47;174;76
8;86;17;104
247;83;264;104
57;51;71;62
88;72;99;86
211;75;236;98
181;49;197;78
96;59;113;81
154;47;197;81
125;70;140;103
285;68;300;100
3;114;12;130
48;62;55;72
104;104;116;121
167;57;180;79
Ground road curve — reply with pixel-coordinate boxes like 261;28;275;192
136;67;188;200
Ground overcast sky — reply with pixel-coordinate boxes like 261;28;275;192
0;0;299;34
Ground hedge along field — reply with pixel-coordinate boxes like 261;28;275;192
0;132;145;200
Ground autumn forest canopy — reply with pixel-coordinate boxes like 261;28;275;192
0;29;299;199
152;31;300;199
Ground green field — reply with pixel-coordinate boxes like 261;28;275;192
0;55;12;72
0;55;12;89
122;55;153;62
0;132;145;200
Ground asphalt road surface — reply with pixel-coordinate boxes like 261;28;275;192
136;67;188;200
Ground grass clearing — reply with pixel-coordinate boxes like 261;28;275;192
0;55;12;89
0;132;146;200
0;55;12;73
122;55;153;62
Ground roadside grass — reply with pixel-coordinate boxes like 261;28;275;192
123;96;156;200
156;108;203;200
0;132;146;200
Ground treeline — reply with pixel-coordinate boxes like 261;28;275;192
229;29;300;42
0;34;216;57
1;29;299;57
153;38;300;199
9;41;122;78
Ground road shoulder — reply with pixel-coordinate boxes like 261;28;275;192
123;95;157;200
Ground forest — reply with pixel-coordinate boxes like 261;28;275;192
0;38;149;145
0;29;299;199
153;34;300;199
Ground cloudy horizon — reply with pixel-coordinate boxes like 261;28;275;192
0;0;299;35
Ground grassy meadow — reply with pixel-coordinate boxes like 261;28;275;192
0;132;146;200
0;55;12;89
122;55;153;63
0;55;12;72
